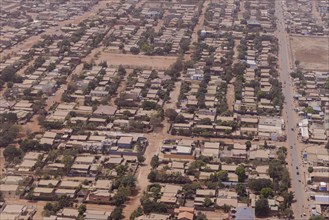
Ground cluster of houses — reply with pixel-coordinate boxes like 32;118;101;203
160;139;279;163
316;0;329;28
1;149;141;200
0;0;100;52
172;31;285;141
205;0;238;31
282;0;329;35
293;71;329;144
0;204;36;220
0;2;42;52
143;139;287;219
302;145;329;217
235;36;282;117
22;0;99;22
101;1;201;55
244;0;276;32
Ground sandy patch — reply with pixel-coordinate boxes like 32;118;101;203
97;52;178;70
290;36;329;71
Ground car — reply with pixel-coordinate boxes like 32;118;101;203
297;172;299;175
296;166;298;169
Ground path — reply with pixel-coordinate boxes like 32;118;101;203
226;77;235;111
122;74;182;217
185;0;209;60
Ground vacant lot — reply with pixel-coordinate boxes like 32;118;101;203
97;52;177;70
290;36;329;71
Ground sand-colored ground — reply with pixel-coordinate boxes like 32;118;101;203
97;52;178;70
290;36;329;71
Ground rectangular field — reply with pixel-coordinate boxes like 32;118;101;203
290;36;329;71
97;52;178;70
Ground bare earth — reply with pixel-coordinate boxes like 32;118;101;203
97;52;177;70
290;36;329;71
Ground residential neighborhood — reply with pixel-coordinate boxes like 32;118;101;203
0;0;328;220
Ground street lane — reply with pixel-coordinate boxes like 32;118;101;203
275;1;309;218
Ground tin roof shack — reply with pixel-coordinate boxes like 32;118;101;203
159;184;183;205
160;139;195;161
258;117;285;141
17;152;44;173
84;209;112;220
0;204;36;220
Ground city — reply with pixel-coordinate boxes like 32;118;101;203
0;0;328;219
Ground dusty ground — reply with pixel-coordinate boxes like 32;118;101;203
97;52;177;70
290;36;329;71
226;77;235;111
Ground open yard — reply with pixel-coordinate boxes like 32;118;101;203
96;52;178;70
290;36;329;71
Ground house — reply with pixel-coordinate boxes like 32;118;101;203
0;185;19;198
57;208;79;219
117;136;133;148
84;210;112;220
88;190;111;203
136;213;170;220
160;184;182;205
94;180;113;190
174;207;195;220
93;105;117;117
0;204;36;220
33;187;55;199
55;188;77;198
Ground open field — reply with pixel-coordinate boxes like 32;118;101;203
97;52;178;70
290;36;329;71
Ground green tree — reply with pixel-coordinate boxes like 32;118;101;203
150;155;159;168
58;195;72;208
115;165;127;176
130;206;143;220
62;155;74;173
130;47;140;54
260;187;273;198
235;165;247;182
268;159;284;180
203;197;213;207
195;212;208;220
308;166;313;173
137;155;146;163
78;204;86;215
111;207;123;220
255;198;270;217
3;145;23;161
245;140;251;150
235;183;247;197
148;170;157;182
248;178;273;193
165;108;178;121
309;216;324;220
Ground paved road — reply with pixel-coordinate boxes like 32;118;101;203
275;1;309;218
